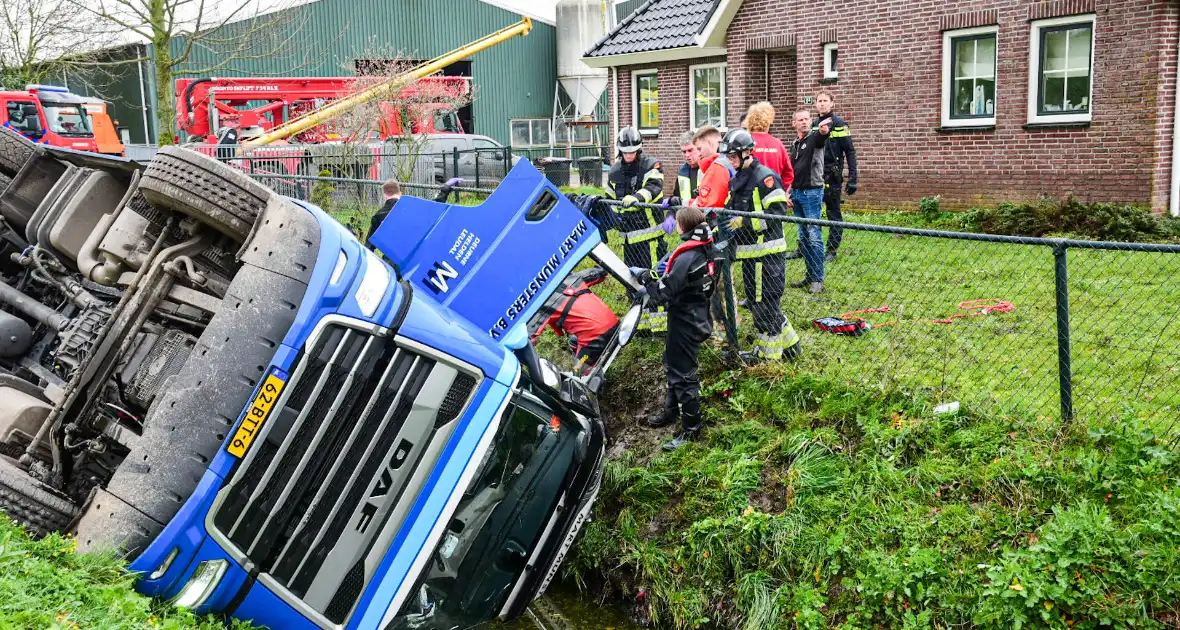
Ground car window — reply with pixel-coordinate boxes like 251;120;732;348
5;101;42;134
429;137;467;156
471;138;500;151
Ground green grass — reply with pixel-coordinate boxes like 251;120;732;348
566;353;1180;628
0;518;254;629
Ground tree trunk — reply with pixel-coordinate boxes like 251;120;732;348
153;41;174;146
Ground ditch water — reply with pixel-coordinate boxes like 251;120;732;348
492;589;642;630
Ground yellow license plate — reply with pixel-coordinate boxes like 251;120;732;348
227;371;287;458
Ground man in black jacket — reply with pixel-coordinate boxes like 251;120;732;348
814;91;858;261
638;207;716;451
366;176;461;244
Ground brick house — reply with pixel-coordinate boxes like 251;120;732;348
582;0;1180;214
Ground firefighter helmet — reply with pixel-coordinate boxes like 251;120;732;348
616;126;642;153
719;128;755;156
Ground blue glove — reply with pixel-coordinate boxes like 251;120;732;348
656;261;667;274
661;214;676;235
629;266;647;277
444;177;463;188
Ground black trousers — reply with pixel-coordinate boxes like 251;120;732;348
824;183;844;254
574;324;618;371
623;238;667;269
741;255;786;336
664;324;708;432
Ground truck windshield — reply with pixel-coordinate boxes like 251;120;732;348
43;104;92;136
389;394;579;629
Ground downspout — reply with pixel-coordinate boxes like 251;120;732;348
611;65;619;153
1171;24;1180;216
764;51;769;101
138;44;150;145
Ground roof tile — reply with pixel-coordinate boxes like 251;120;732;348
585;0;721;57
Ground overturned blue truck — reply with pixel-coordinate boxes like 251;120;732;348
0;126;642;629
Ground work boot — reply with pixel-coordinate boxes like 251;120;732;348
646;395;679;428
784;340;803;360
808;281;825;294
664;409;702;450
785;250;803;260
662;430;699;451
824;251;837;263
737;299;748;308
790;278;811;289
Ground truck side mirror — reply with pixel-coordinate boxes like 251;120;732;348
616;302;643;345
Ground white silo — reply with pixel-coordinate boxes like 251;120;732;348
556;0;608;120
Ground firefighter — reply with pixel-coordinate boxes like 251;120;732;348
529;267;620;374
721;128;802;362
607;126;667;332
638;207;716;451
674;130;700;206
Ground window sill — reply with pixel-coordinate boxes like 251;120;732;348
820;77;838;85
935;124;995;133
639;129;659;137
1023;121;1091;130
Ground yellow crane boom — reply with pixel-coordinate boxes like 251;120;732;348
242;17;533;148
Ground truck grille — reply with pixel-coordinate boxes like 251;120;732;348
209;320;479;625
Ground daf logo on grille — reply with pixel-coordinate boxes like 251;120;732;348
355;438;414;534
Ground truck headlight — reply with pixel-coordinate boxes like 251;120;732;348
354;250;390;317
173;559;228;610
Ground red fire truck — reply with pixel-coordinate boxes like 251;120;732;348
0;85;100;153
175;76;470;144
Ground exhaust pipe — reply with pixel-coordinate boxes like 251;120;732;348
0;280;69;331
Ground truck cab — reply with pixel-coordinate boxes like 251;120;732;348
0;129;636;629
0;85;99;153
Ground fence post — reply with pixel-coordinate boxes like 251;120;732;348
475;151;481;189
1053;244;1074;422
722;258;740;353
452;147;460;182
505;147;512;177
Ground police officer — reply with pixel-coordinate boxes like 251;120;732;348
721;128;802;362
608;126;667;332
814;91;858;261
640;207;716;451
674;130;700;205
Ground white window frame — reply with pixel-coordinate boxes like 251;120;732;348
509;118;552;148
632;69;659;135
941;25;998;128
1027;14;1096;125
688;62;727;129
823;43;839;80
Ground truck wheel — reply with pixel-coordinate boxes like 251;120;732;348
0;458;77;537
0;128;34;177
139;146;273;242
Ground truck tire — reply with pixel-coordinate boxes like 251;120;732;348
139;146;273;242
0;128;34;177
80;199;320;555
0;457;77;537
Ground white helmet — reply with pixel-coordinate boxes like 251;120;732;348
616;126;642;153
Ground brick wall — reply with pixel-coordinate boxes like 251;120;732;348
606;0;1180;211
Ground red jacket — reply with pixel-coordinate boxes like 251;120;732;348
752;132;794;184
530;269;618;349
691;153;733;209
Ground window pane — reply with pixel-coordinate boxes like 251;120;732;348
975;37;996;77
511;120;530;147
1065;71;1091;112
953;79;974;116
1043;29;1068;72
829;48;838;73
531;119;550;145
954;38;975;78
692;66;724;127
637;74;658;128
1042;75;1066;111
1067;27;1091;70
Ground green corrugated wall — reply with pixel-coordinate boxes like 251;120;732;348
158;0;557;145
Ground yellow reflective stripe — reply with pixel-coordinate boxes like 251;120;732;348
751;188;765;231
735;238;788;259
678;175;692;200
829;127;851;138
763;188;787;206
643;167;665;183
754;262;763;302
605;187;617;199
637;188;653;203
783;320;800;347
624;225;665;243
649;239;659;265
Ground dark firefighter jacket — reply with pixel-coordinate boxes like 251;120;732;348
645;223;715;340
727;158;790;261
811;113;858;186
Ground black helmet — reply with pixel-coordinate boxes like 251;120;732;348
617;126;642;153
719;128;755;155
